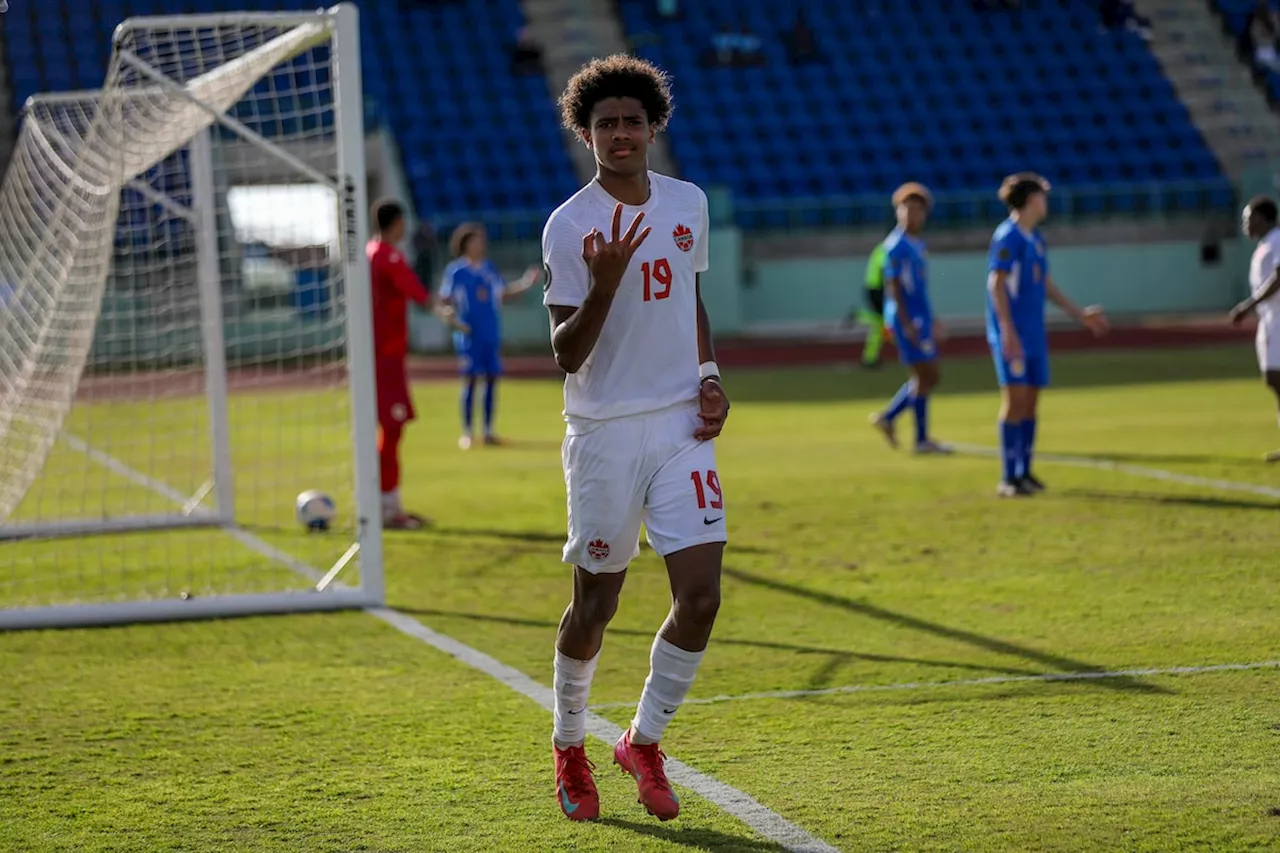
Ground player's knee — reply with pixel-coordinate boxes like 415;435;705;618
570;585;621;629
673;587;721;628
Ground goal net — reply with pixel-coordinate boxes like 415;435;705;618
0;4;385;629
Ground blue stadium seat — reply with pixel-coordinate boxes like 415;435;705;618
621;0;1228;226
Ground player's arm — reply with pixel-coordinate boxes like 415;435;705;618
384;252;431;306
694;275;729;440
1231;266;1280;324
547;205;648;374
1045;274;1108;336
502;264;543;303
434;266;470;334
884;248;918;345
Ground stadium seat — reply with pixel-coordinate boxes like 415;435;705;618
4;0;579;229
618;0;1229;227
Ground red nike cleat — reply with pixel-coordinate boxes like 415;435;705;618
553;744;599;821
614;729;680;821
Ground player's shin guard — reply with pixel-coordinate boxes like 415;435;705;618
1020;418;1037;477
553;650;600;748
884;382;913;423
912;395;929;446
483;377;497;436
1000;420;1023;482
630;637;705;745
461;378;477;434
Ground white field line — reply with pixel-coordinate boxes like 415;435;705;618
588;660;1280;711
950;442;1280;500
65;437;840;853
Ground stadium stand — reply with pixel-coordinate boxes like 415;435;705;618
0;0;579;233
1212;0;1280;98
618;0;1234;228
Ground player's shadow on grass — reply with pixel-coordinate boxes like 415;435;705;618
721;567;1172;695
597;817;791;852
1065;489;1280;511
394;606;1043;681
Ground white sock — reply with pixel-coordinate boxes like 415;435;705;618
381;489;400;518
552;650;599;749
630;636;705;745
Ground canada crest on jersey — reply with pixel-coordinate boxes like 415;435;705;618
673;223;694;253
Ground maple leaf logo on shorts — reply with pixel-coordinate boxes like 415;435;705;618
587;539;610;560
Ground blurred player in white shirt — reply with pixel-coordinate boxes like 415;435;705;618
1230;196;1280;462
542;55;729;824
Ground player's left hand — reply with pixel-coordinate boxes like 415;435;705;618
1229;300;1255;325
1082;305;1109;337
695;378;729;441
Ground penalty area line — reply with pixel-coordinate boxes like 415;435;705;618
950;443;1280;500
588;660;1280;711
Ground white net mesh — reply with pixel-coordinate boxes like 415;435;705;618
0;11;374;616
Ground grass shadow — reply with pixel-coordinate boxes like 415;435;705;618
721;567;1172;695
1064;489;1280;511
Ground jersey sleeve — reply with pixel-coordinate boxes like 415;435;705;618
487;261;507;299
376;248;431;306
438;263;456;301
695;188;710;274
542;209;590;308
883;242;905;283
988;229;1018;274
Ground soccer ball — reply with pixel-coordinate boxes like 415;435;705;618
295;490;336;531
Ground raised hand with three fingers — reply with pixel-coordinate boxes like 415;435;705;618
582;202;652;295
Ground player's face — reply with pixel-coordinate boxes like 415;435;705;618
465;230;488;259
897;198;928;233
385;217;406;244
1023;191;1048;224
584;97;653;177
1243;205;1268;238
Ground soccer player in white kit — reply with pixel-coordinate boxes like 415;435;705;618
1230;196;1280;462
542;55;730;823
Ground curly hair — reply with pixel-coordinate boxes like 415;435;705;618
558;54;674;134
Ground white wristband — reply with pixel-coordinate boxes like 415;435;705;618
699;361;721;382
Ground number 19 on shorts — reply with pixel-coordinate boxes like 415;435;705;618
690;469;723;509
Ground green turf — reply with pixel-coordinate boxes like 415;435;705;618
4;344;1280;851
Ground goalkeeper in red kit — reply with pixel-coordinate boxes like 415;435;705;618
366;198;462;529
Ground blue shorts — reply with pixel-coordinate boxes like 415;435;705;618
454;333;502;377
891;319;937;366
991;344;1050;388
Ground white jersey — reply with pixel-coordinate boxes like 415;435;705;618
1249;226;1280;329
542;172;710;420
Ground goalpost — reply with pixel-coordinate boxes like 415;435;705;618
0;4;385;629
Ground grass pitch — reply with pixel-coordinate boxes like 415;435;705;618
3;345;1280;852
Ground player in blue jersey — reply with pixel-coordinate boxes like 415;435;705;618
987;173;1108;497
871;183;951;454
440;223;541;449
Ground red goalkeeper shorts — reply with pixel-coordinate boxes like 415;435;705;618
375;357;415;428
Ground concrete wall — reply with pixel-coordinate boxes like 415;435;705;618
441;229;1251;351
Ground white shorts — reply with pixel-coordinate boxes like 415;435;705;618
560;401;727;573
1258;323;1280;373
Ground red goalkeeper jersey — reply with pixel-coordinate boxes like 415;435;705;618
367;239;430;360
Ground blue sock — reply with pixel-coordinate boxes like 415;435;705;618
1000;420;1022;482
912;394;928;446
483;376;497;435
883;381;913;423
461;379;476;433
1020;418;1037;478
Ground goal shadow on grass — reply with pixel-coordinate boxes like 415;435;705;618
1063;489;1280;511
597;817;792;852
721;567;1172;696
394;606;1046;686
